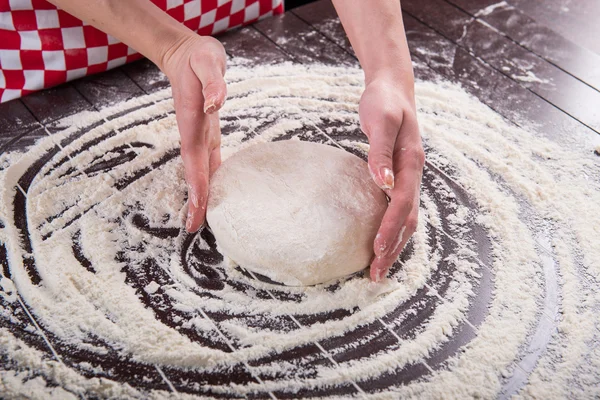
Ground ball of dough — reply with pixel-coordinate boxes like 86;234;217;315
206;140;387;286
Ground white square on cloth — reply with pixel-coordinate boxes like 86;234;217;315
35;10;60;29
42;50;66;70
212;16;230;34
19;31;42;50
231;0;245;14
244;2;259;22
61;27;86;50
67;67;88;81
87;46;108;65
9;0;33;10
23;70;44;90
166;0;184;10
200;9;217;28
0;50;22;70
184;0;201;20
0;12;15;30
1;89;22;102
107;57;127;70
107;34;120;45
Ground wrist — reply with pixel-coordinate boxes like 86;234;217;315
363;44;413;82
365;66;415;108
157;30;198;76
362;42;414;91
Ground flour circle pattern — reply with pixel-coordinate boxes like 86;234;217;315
1;64;599;399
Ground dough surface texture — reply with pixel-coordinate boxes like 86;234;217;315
206;140;387;286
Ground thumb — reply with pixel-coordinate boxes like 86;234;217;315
359;85;403;191
183;149;210;233
366;128;397;191
189;44;227;114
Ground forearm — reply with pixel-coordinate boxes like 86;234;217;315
332;0;413;88
47;0;195;71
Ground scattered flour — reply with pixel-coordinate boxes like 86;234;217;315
474;1;512;17
0;63;598;399
512;70;551;84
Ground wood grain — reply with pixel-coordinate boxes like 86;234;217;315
446;0;600;91
402;0;600;132
73;68;144;110
254;12;356;66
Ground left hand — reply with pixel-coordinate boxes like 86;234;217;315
160;35;227;233
359;74;425;282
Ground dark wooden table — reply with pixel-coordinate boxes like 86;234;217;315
1;0;599;397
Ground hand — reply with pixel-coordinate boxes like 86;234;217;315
161;35;227;233
359;75;425;282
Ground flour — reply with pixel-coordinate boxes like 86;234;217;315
474;1;512;17
0;63;598;399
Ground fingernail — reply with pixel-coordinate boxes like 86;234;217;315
204;97;217;114
380;167;394;190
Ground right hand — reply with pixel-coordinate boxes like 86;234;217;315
160;35;227;233
359;74;424;282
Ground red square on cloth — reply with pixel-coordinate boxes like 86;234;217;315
39;28;63;50
12;10;38;30
31;0;56;10
56;9;82;27
107;43;128;60
150;0;168;10
3;69;25;89
0;29;21;49
183;16;201;30
203;0;218;12
229;10;244;28
87;62;108;75
126;53;143;63
83;25;108;47
259;0;272;15
198;25;213;36
44;69;66;86
64;48;87;69
20;49;44;69
216;2;232;21
167;5;184;21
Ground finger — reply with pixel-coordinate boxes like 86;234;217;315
172;67;212;233
359;95;404;191
185;114;221;232
372;192;412;272
366;127;397;191
209;144;221;178
371;119;424;281
183;153;209;233
189;44;227;114
370;203;418;282
372;147;421;257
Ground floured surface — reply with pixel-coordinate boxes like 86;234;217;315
0;63;598;399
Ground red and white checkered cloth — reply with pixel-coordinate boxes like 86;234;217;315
0;0;284;103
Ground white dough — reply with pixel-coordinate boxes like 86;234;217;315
206;140;388;286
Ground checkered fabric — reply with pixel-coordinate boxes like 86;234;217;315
0;0;284;103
